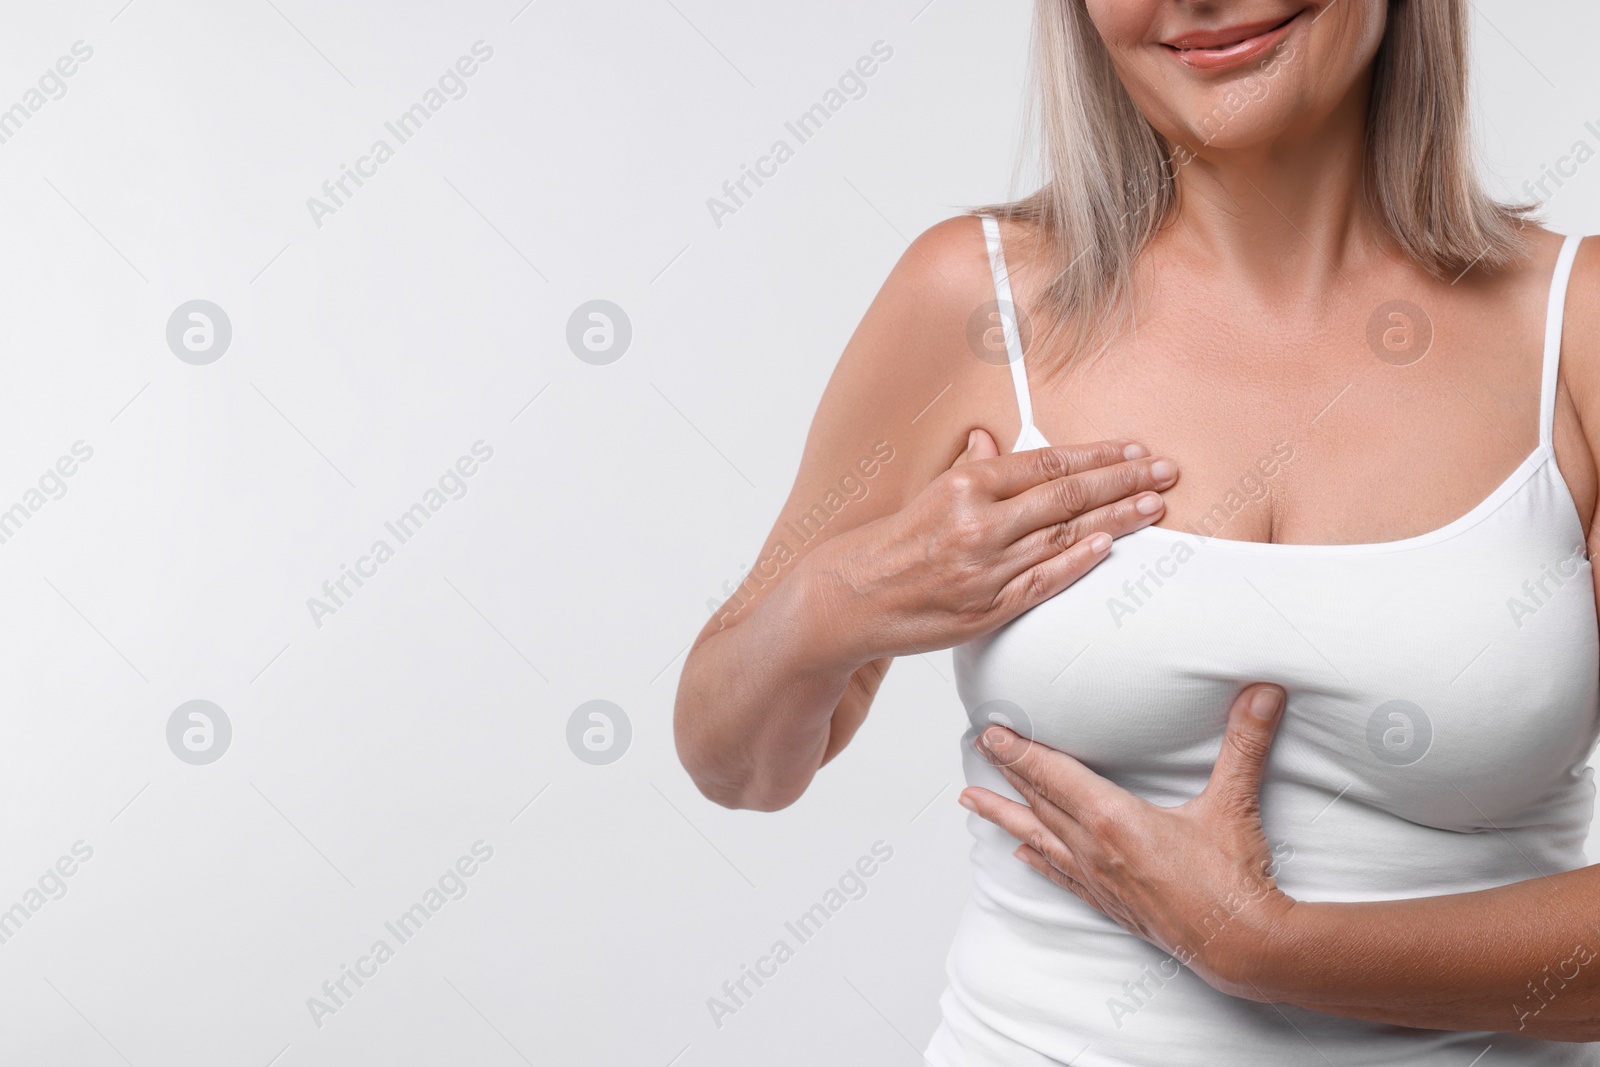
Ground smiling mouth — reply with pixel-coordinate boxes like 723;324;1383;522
1161;11;1304;72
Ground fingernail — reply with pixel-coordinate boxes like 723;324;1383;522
1135;492;1163;515
966;429;977;451
958;794;977;813
1250;688;1284;720
1089;532;1112;553
983;727;1009;751
1123;442;1149;460
1151;459;1177;484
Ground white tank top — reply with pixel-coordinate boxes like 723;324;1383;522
925;216;1600;1066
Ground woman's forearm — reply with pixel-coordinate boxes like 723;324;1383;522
1247;865;1600;1040
673;550;876;811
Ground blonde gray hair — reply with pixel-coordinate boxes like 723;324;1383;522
972;0;1533;381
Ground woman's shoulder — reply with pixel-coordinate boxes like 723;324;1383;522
1544;223;1600;395
895;211;1043;288
871;209;1048;382
1522;223;1600;538
899;212;1052;439
901;212;1055;335
798;213;1040;508
1451;222;1598;377
1559;226;1600;340
1506;221;1598;307
904;212;1048;276
865;212;1013;362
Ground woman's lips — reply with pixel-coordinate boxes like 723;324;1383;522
1162;13;1300;73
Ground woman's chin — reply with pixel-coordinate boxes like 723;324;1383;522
1165;105;1307;158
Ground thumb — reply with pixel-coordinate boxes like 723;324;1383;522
950;427;1000;470
1203;684;1285;813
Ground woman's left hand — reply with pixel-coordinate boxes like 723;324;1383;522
959;682;1295;1000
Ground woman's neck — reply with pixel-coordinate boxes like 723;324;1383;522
1159;80;1388;299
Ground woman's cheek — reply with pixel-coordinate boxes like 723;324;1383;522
1082;0;1158;45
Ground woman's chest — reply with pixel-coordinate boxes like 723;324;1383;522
954;497;1600;827
1021;302;1581;546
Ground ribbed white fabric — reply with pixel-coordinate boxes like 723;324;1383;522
927;220;1600;1065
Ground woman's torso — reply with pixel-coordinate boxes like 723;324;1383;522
927;218;1600;1066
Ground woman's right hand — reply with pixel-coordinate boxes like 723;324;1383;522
798;428;1178;670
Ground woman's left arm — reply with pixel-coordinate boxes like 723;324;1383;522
960;684;1600;1042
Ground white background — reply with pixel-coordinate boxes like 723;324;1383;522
0;1;1595;1065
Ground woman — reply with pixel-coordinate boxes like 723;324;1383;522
674;0;1600;1062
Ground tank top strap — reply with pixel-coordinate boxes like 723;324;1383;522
1540;234;1584;449
979;214;1037;442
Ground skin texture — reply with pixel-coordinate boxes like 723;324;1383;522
674;0;1600;1043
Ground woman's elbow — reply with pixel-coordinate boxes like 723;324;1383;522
673;713;807;812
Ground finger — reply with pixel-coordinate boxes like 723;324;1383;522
1013;843;1096;901
977;725;1120;818
1201;684;1286;814
1001;488;1167;575
992;761;1140;921
959;786;1079;872
1014;842;1091;893
990;757;1080;836
990;763;1111;869
975;439;1150;500
948;427;1001;471
999;454;1178;542
990;529;1114;617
